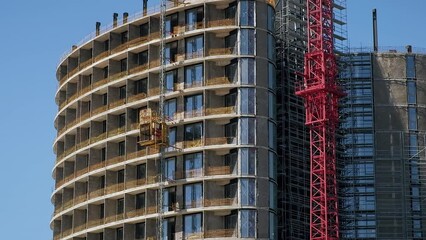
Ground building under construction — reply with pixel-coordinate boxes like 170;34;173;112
52;0;277;239
51;0;426;239
339;48;426;239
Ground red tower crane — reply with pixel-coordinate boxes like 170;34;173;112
295;0;343;239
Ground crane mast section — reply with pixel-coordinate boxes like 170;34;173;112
295;0;343;239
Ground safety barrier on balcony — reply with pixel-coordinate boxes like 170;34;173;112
80;112;91;123
111;44;129;55
127;36;149;48
128;92;147;103
186;49;204;60
93;51;110;63
93;78;109;89
146;205;158;214
75;138;90;150
185;200;203;209
79;58;93;69
149;59;160;68
68;93;79;103
126;178;147;189
205;165;232;176
92;132;108;144
89;188;105;199
206;76;231;86
204;197;235;207
128;122;140;131
184;139;203;148
208;47;234;56
75;167;89;178
204;229;235;238
129;63;149;74
146;175;160;184
62;228;73;237
108;126;126;137
149;32;160;40
125;208;146;218
54;204;62;215
105;182;125;195
68;68;79;79
185;168;203;178
205;137;229;146
80;85;91;95
63;199;74;211
186;232;204;239
105;213;125;223
74;193;88;205
205;106;235;116
87;218;104;228
148;87;160;96
207;18;236;28
110;71;128;83
73;223;87;233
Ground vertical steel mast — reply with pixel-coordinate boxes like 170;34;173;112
295;0;343;239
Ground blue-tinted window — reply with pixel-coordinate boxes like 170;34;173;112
268;62;276;89
240;88;255;114
164;41;178;64
407;81;417;104
406;55;415;78
269;151;277;180
165;13;178;36
164;99;176;120
240;118;255;144
184;152;203;178
186;7;203;31
408;107;417;130
186;35;204;59
269;182;277;209
164;158;176;181
184;213;202;237
268;121;277;150
268;92;276;119
184;122;203;141
267;6;275;32
240;29;255;55
185;64;203;87
240;210;256;237
240;0;254;26
267;33;275;61
240;58;255;84
269;212;277;240
184;183;203;208
166;127;176;152
185;94;203;117
162;187;176;212
240;148;255;175
165;70;177;93
162;218;175;240
241;178;256;206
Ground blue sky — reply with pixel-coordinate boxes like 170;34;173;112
0;0;424;239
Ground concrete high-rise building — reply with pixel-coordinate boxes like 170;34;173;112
51;0;277;240
339;48;426;239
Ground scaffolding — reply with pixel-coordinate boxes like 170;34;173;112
275;0;348;238
275;0;310;239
